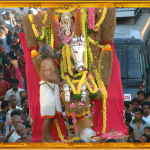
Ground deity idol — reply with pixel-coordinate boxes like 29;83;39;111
60;12;75;43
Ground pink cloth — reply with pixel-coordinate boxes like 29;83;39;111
15;67;23;89
92;42;128;135
7;120;24;125
19;33;68;142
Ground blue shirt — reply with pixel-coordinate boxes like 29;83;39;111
3;36;13;53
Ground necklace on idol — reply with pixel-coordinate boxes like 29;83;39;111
61;18;71;36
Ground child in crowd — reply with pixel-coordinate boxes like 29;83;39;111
0;70;10;109
0;38;6;53
10;45;16;52
137;90;145;105
141;101;150;125
16;47;26;89
144;127;150;136
139;134;150;142
8;51;23;89
145;92;150;103
2;58;13;85
131;98;140;116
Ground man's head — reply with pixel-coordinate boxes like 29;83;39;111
0;70;5;80
21;97;29;109
16;47;23;57
16;124;27;138
137;91;145;103
144;127;150;136
10;45;16;52
139;134;149;142
141;101;150;116
145;92;150;103
124;102;129;113
22;121;32;135
1;100;10;112
11;78;19;91
12;115;21;128
0;114;6;128
132;98;140;110
134;108;144;121
125;113;132;125
11;109;22;118
39;43;59;59
9;95;17;108
0;38;3;45
128;101;132;113
19;91;27;101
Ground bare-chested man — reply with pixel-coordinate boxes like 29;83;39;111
15;124;31;142
39;43;67;142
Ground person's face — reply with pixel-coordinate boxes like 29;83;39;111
137;93;145;102
132;102;139;110
10;47;15;52
12;117;21;128
135;111;143;121
26;127;31;135
143;105;150;115
10;97;17;107
12;83;19;91
128;104;132;113
47;45;59;58
0;120;6;128
6;103;10;112
0;72;4;80
146;96;150;103
139;135;147;142
124;106;128;113
23;99;29;109
20;92;27;100
17;126;27;138
144;128;150;136
0;41;4;45
16;50;20;57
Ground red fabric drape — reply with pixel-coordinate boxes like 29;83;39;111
19;33;67;142
92;42;128;135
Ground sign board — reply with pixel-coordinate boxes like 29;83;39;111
124;94;131;101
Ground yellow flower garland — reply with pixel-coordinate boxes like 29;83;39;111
88;36;105;49
51;29;54;48
95;47;107;134
54;8;76;13
94;8;107;30
28;13;48;39
89;47;93;64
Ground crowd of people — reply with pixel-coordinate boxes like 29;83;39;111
124;91;150;142
0;8;33;143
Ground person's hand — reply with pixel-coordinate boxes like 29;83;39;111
6;129;15;139
56;49;62;55
60;81;68;86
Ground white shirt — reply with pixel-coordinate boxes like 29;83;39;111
5;125;20;142
142;115;150;125
4;88;24;107
6;106;22;123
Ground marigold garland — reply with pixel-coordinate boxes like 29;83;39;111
94;8;107;31
51;29;54;48
96;47;107;134
29;13;48;41
88;36;105;49
31;50;39;58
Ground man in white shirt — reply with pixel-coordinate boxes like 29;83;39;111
141;101;150;125
5;79;24;108
6;95;22;123
5;115;21;142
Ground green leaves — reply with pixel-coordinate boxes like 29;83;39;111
89;92;98;99
72;94;82;100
